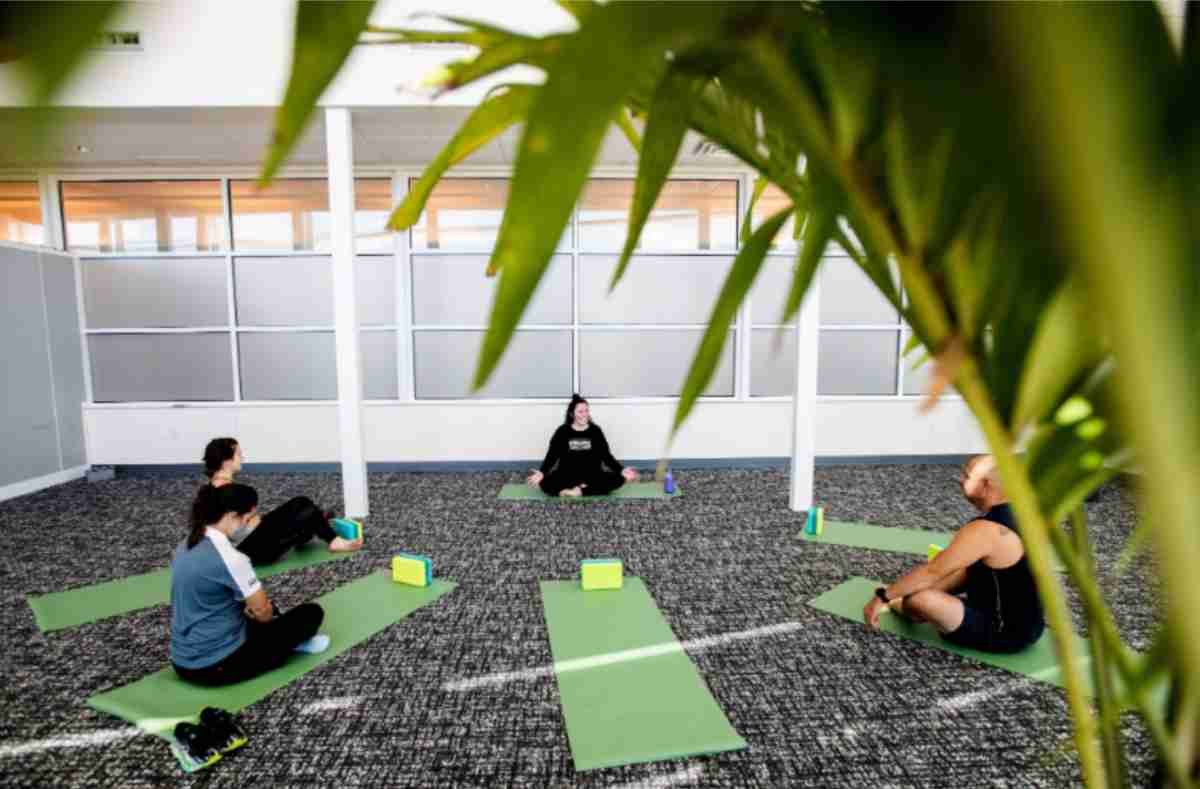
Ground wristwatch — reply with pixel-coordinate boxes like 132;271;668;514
874;586;891;604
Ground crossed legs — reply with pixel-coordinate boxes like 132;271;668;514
892;568;968;633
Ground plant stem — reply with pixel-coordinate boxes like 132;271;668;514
1073;507;1127;788
954;359;1108;788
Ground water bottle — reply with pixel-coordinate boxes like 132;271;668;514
664;471;675;494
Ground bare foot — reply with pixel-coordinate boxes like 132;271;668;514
559;486;583;498
329;536;363;553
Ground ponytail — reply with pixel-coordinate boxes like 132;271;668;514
187;483;258;549
203;437;239;480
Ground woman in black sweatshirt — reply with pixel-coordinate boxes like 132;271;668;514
526;395;638;497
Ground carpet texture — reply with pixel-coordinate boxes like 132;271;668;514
0;466;1160;787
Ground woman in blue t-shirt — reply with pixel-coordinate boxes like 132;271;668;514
170;484;326;686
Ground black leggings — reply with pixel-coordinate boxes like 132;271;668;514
173;603;324;687
237;496;337;567
540;468;625;497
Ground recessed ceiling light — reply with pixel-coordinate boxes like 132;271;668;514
76;144;91;154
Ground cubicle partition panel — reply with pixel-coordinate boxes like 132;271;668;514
0;243;88;502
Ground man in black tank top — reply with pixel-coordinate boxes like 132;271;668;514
862;455;1046;653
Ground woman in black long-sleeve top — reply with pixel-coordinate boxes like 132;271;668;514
526;395;638;497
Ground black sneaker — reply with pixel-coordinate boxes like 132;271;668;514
199;707;248;754
171;721;221;772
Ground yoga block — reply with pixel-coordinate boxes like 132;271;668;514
392;553;432;587
927;544;944;561
805;507;824;535
581;559;623;591
332;518;362;541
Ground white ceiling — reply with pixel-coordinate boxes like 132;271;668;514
0;106;730;172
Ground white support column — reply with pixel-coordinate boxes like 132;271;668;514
788;278;820;512
325;108;369;518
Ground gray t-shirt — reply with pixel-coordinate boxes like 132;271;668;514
169;527;262;669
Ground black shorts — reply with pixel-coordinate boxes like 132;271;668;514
942;604;1044;654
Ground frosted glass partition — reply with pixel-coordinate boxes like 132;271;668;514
751;255;897;327
0;181;44;245
84;258;228;328
357;256;396;326
413;330;572;399
62;180;225;254
239;332;336;400
578;179;738;251
361;330;398;399
235;256;332;326
902;332;939;397
750;328;797;397
89;333;233;401
579;255;732;325
412;254;571;326
818;331;899;395
579;330;735;397
818;256;897;325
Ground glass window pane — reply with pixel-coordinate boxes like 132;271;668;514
751;183;798;250
579;329;734;397
354;178;394;253
412;254;571;326
62;180;225;253
411;178;508;251
901;331;943;397
579;255;732;324
231;178;388;252
84;258;229;329
749;255;798;327
88;333;233;402
751;255;898;327
235;256;332;327
820;256;897;325
0;181;44;245
750;328;797;397
413;330;572;399
238;332;336;400
357;256;396;326
578;179;738;251
818;330;898;395
361;330;397;399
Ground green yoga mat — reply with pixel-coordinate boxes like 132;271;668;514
500;482;680;501
88;570;455;738
540;578;745;771
809;576;1166;706
805;520;1065;570
802;520;955;556
27;543;353;633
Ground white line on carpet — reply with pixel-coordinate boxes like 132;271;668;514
443;621;803;692
0;727;142;759
612;764;705;789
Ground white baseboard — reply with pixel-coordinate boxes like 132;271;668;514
0;465;88;503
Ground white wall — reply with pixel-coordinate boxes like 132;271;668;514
82;398;986;466
0;0;569;109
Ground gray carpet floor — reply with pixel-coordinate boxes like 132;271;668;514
0;466;1160;788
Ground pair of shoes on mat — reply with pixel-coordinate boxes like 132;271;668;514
171;708;246;773
294;634;330;654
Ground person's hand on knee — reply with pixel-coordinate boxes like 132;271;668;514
527;470;544;488
621;467;638;482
